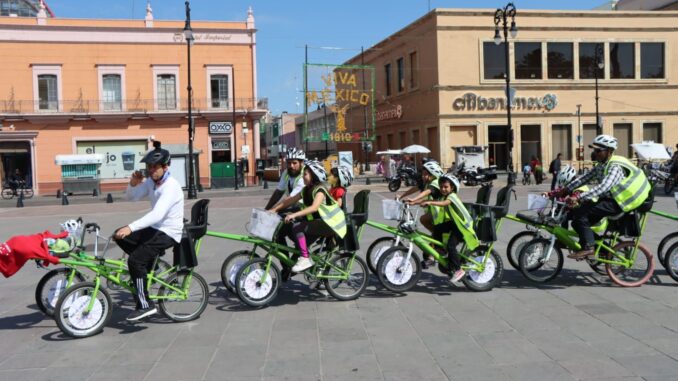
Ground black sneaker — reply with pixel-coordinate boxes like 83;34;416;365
126;306;157;322
421;260;429;270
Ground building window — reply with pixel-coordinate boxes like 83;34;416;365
102;74;122;111
520;125;542;167
397;57;405;93
399;131;406;147
552;124;572;160
579;43;604;79
610;43;635;79
483;42;506;80
409;51;418;88
515;42;542;79
547;43;573;79
613;123;633;158
643;122;662;143
583;123;598;160
384;63;392;96
210;75;229;108
157;74;177;110
641;43;665;79
38;74;58;111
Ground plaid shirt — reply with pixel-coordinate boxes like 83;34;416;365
566;161;624;202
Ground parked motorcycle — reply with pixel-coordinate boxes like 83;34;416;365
388;166;418;192
452;161;497;187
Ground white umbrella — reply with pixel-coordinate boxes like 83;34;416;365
376;149;402;155
631;142;670;161
402;144;430;154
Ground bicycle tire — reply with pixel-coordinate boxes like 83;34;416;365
658;232;678;268
220;250;260;293
518;238;564;283
54;282;112;338
663;241;678;283
507;231;538;270
236;258;281;308
1;188;14;200
35;268;86;316
21;188;34;199
376;246;422;292
158;270;209;322
606;242;654;287
323;253;369;301
388;179;401;192
664;178;675;195
462;247;504;292
366;236;396;275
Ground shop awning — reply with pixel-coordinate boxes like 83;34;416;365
55;154;104;165
631;142;670;161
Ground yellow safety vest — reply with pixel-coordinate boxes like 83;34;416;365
604;155;650;212
304;186;347;238
576;185;608;234
426;178;442;219
443;193;480;251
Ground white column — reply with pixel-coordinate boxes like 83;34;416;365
254;119;261;159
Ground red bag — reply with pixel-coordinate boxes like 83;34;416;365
0;230;68;278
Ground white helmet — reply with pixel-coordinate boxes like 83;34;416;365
439;173;460;191
304;160;327;182
589;134;618;151
336;166;353;187
60;219;81;236
287;147;306;161
557;165;577;187
422;160;445;178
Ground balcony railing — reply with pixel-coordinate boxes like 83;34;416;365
0;97;269;115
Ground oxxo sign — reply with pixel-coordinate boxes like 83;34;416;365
209;122;233;135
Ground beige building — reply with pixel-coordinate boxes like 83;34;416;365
339;8;675;171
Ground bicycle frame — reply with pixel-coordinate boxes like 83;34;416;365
650;209;678;222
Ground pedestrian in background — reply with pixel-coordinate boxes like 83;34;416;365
549;153;562;190
530;156;543;185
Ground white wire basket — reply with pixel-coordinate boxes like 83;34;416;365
382;199;402;220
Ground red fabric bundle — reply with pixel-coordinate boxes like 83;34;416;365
0;230;68;278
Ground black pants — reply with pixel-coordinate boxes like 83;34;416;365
571;198;622;248
115;227;175;308
277;219;336;254
551;172;558;190
432;221;464;271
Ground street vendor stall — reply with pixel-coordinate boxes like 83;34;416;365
55;154;103;195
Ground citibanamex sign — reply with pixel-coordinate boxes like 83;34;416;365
376;104;403;121
453;92;558;112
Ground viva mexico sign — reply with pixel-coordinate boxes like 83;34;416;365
453;92;558;112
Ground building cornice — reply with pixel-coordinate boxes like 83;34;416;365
437;25;678;32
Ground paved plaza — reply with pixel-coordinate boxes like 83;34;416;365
0;183;677;381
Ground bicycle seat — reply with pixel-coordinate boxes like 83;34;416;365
184;199;210;241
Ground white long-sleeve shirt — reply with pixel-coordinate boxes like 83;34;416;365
125;176;184;242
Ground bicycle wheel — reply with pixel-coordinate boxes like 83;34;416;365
518;238;564;283
35;268;86;317
21;188;34;199
586;256;608;275
220;250;260;293
158;270;209;322
1;188;14;199
507;231;538;270
54;282;112;338
323;253;368;301
664;178;674;195
376;246;422;292
663;242;678;283
462;246;504;291
388;179;401;192
236;258;281;307
658;232;678;268
606;242;654;287
366;236;396;275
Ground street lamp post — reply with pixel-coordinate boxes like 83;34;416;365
494;2;517;185
594;44;604;135
184;0;197;199
576;104;582;173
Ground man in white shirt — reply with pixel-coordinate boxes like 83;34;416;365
113;141;184;322
265;147;306;210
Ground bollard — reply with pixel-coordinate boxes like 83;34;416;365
61;194;69;206
263;180;269;189
198;183;204;192
56;189;61;199
106;193;113;203
92;188;99;197
16;195;24;208
365;177;371;185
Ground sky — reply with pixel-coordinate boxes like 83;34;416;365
48;0;611;114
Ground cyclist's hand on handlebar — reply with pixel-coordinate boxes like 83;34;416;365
283;214;296;224
114;226;132;240
564;195;580;208
420;201;430;207
130;171;144;187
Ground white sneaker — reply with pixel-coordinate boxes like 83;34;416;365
292;257;314;272
451;269;466;283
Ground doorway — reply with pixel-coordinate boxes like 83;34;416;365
0;141;32;188
488;125;508;170
520;124;541;168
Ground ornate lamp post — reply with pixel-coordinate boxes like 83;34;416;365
184;1;197;199
494;2;517;185
594;44;605;135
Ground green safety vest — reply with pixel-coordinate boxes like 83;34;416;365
304;186;347;238
604;155;650;212
440;193;480;251
576;185;608;234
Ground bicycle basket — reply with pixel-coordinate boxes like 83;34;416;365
382;199;402;220
247;208;281;241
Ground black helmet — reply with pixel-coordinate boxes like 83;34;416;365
141;141;171;166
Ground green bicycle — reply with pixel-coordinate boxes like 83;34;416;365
36;200;210;338
518;196;655;286
649;209;678;281
370;185;515;292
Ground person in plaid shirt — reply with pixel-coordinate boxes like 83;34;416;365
554;134;650;259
